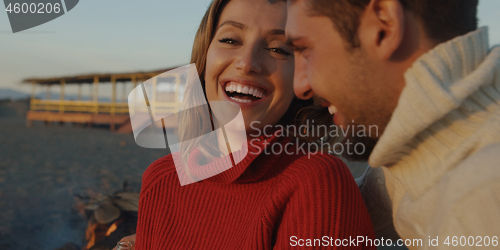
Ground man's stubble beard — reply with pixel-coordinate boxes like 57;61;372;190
335;48;389;162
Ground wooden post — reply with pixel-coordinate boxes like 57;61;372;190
175;74;181;112
132;76;137;90
122;81;126;103
46;84;51;127
152;76;157;118
130;76;137;114
93;76;99;114
111;76;116;131
59;79;65;113
31;82;35;100
111;76;116;114
27;82;35;127
78;84;82;101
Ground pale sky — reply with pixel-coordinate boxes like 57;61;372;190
1;0;499;97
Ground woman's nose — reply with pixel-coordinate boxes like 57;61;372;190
235;46;263;74
293;55;314;100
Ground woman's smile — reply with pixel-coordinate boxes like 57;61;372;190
220;77;271;106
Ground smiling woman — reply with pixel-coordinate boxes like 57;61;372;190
118;0;376;249
204;0;295;130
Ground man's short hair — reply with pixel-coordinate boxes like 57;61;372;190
305;0;478;48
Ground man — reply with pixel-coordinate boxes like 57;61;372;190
285;0;500;248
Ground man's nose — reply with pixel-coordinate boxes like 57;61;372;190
293;55;314;100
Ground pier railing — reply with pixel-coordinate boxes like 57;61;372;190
30;99;180;116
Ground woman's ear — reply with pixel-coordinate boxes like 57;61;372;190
358;0;405;60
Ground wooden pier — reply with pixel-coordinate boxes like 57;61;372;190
24;67;182;133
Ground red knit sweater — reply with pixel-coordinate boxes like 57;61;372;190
136;131;375;249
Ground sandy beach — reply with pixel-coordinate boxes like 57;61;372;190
0;100;167;249
0;100;369;250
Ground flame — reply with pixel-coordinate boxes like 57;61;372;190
106;222;118;236
85;219;123;249
86;223;97;249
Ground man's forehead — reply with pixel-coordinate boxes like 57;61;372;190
283;0;309;43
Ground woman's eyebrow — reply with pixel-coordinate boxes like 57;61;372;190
217;20;284;37
217;20;246;31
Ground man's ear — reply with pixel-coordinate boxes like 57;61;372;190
358;0;404;60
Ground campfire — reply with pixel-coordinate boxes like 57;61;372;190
74;181;139;250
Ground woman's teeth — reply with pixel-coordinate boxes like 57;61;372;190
328;105;338;115
224;82;265;103
229;97;252;103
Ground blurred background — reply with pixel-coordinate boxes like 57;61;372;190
1;0;499;249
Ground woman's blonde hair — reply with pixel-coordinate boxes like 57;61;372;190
179;0;338;171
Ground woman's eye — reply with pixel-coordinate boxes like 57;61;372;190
267;47;291;56
219;38;237;44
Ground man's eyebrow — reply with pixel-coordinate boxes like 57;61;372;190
268;29;285;36
286;36;305;46
217;20;246;31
